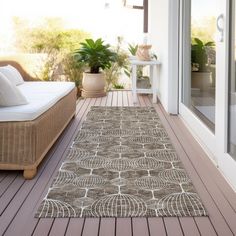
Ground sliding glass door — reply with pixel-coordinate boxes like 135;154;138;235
180;0;236;189
229;0;236;160
182;0;217;132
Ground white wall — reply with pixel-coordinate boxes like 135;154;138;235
149;0;179;114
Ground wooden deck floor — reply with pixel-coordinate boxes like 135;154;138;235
0;91;235;236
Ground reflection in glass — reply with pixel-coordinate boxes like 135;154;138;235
229;2;236;159
182;0;218;132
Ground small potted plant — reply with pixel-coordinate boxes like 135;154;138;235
191;38;215;90
74;38;117;98
125;43;152;89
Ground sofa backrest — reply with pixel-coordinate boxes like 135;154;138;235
0;61;37;81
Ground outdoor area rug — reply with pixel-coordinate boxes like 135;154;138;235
35;106;207;218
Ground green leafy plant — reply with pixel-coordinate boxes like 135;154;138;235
62;53;84;87
128;43;138;56
113;83;125;89
13;17;90;82
74;38;117;73
104;37;129;90
125;43;144;79
191;38;215;72
34;51;59;81
13;17;90;53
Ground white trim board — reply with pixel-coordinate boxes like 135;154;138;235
195;105;236;146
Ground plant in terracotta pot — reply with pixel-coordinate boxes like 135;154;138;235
191;38;215;90
74;38;117;98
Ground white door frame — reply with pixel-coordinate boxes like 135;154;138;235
178;0;236;190
168;0;180;114
217;0;236;192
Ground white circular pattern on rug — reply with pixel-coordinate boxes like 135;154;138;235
135;176;168;191
73;174;107;189
132;157;164;171
65;148;90;162
158;169;190;184
102;129;139;137
155;192;206;216
129;136;160;144
146;150;179;162
53;170;77;187
108;145;133;154
77;156;107;170
90;194;147;217
104;158;134;172
35;107;207;218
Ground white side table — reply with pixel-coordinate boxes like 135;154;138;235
130;59;161;103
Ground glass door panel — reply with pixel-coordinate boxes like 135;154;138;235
180;0;236;189
229;0;236;160
182;0;219;132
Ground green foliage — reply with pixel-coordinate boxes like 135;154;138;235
34;52;59;81
128;43;138;56
62;53;84;87
113;83;125;89
28;29;90;53
74;38;117;73
191;38;215;72
12;17;90;83
104;37;129;90
125;43;143;79
13;17;90;53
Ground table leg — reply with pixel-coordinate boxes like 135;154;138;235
150;65;157;103
132;65;137;103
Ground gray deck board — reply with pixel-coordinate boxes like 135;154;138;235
0;172;8;183
82;218;100;236
0;175;25;215
32;219;54;236
65;218;84;236
179;217;201;236
163;218;183;236
116;218;132;236
0;173;18;197
132;218;149;236
48;218;69;236
99;218;116;236
148;218;166;236
0;91;235;236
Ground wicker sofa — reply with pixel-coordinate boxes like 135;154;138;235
0;61;76;179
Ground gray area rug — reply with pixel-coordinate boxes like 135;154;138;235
35;106;207;218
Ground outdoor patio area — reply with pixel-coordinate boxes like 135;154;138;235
0;91;235;236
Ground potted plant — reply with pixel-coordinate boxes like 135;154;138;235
125;43;152;89
191;38;215;90
104;37;129;90
74;38;117;98
62;53;84;98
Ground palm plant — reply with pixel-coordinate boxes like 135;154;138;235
191;38;215;72
74;38;117;73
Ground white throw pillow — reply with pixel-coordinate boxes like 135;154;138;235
0;65;24;86
0;72;28;106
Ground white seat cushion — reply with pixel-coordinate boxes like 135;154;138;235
0;65;24;86
0;72;28;107
0;81;75;121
